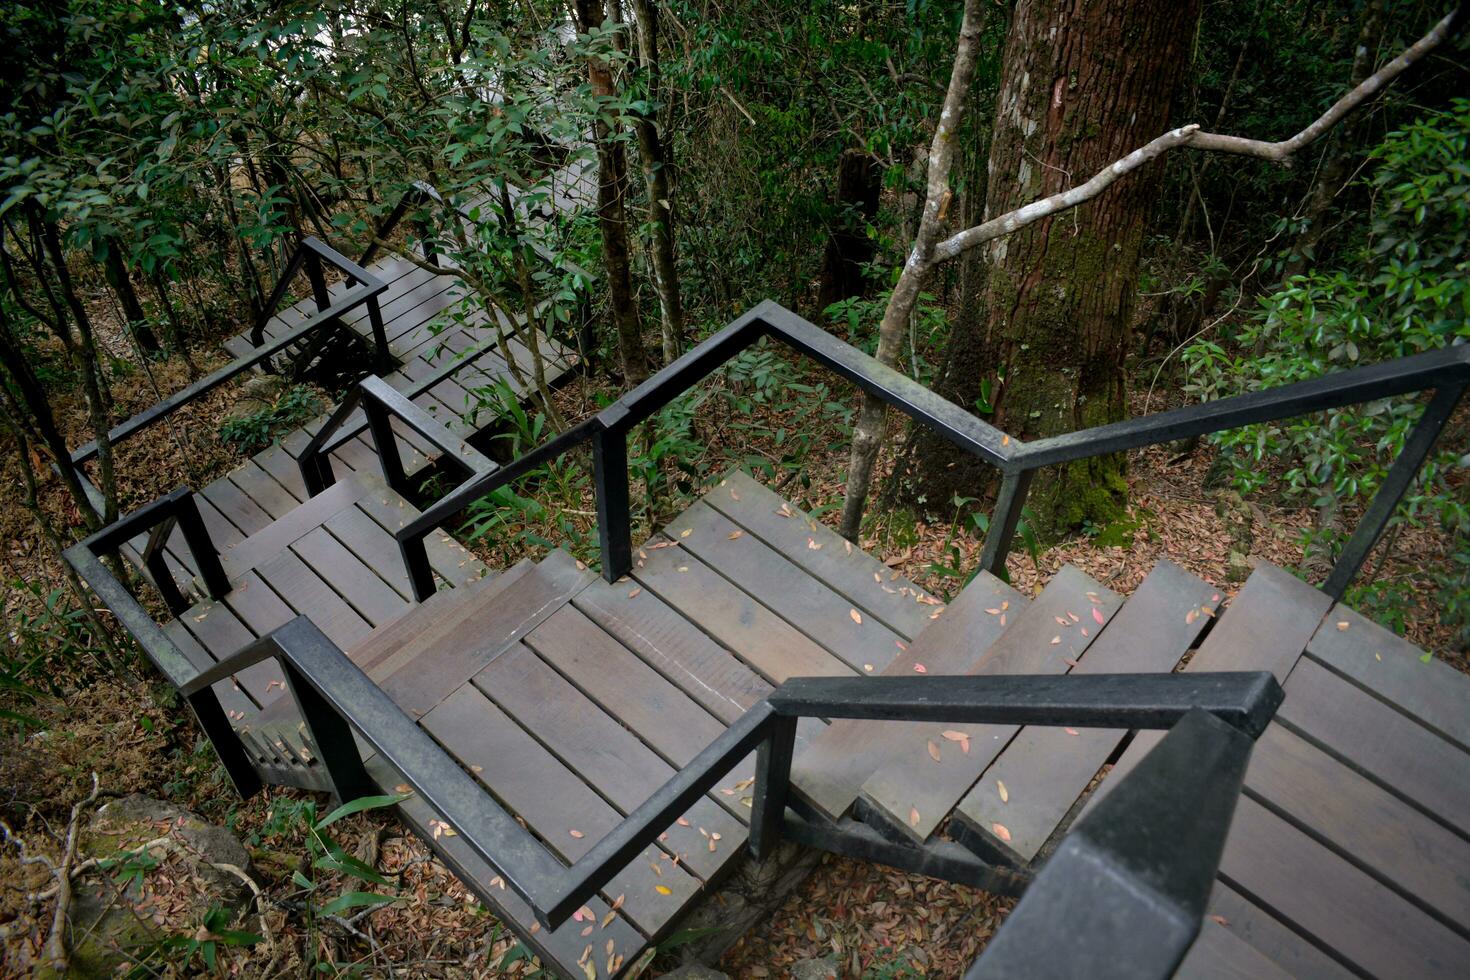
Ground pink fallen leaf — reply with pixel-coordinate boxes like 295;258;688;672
1050;636;1061;645
927;740;941;763
909;807;921;827
992;822;1012;843
1064;727;1080;736
913;663;927;674
849;608;863;625
1092;607;1105;625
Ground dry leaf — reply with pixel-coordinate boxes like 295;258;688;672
727;530;743;540
1092;607;1106;625
863;663;874;672
849;608;863;625
1208;914;1229;926
1064;727;1080;736
679;528;692;538
992;822;1012;843
997;780;1009;803
909;807;921;827
844;541;852;554
1336;621;1350;631
569;829;584;839
655;884;672;895
1050;636;1061;645
628;588;641;599
1186;608;1198;625
927;740;941;763
913;663;927;674
986;607;1001;615
807;537;822;550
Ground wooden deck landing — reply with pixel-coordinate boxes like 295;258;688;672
161;468;1470;978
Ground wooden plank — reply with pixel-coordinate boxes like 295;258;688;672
952;559;1217;866
290;527;410;628
253;441;311;502
631;540;852;684
664;502;907;675
1174;920;1293;980
858;565;1122;843
192;493;246;550
704;471;940;639
1191;562;1332;681
1245;722;1470;929
361;753;646;979
353;488;489;589
421;684;702;937
163;619;257;721
572;573;773;725
1307;603;1470;751
474;643;746;880
178;596;278;710
790;569;1026;822
1278;657;1470;836
322;505;418;599
253;549;374;652
1204;885;1355;980
200;477;274;538
379;550;590;719
1218;797;1470;980
226;458;299;519
219;475;366;581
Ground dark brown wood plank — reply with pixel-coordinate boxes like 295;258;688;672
1191;561;1332;680
631;541;852;684
1278;657;1470;836
704;471;941;639
353;487;489;589
201;474;274;537
1218;797;1470;980
421;684;702;936
665;501;907;674
1307;604;1470;751
253;549;374;652
1205;885;1355;980
858;565;1122;843
163;619;258;721
361;753;646;978
953;559;1217;865
790;569;1027;822
572;573;773;725
226;459;299;519
178;596;278;710
379;551;590;719
253;441;311;502
290;527;410;627
474;642;746;880
219;475;366;581
192;493;246;550
1245;722;1470;929
322;505;416;599
1174;920;1293;980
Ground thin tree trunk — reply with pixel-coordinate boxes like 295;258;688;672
574;0;651;386
102;243;160;354
837;0;989;541
627;0;685;365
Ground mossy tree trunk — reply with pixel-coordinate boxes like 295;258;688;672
899;0;1199;536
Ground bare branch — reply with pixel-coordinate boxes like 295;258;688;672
931;7;1460;264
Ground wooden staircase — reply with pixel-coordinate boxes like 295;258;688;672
146;465;1470;978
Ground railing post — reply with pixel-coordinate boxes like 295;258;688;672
174;493;230;599
142;517;190;615
401;535;437;603
304;248;331;311
1322;382;1466;601
185;688;263;798
749;714;798;860
366;296;393;373
978;469;1034;577
592;424;632;582
362;394;411;498
250;245;305;348
281;660;375;804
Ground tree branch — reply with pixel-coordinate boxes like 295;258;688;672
931;6;1460;264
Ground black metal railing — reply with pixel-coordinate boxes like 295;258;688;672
69;237;390;469
383;299;1467;604
168;611;1279;938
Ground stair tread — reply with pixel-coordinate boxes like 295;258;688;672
790;568;1027;822
856;565;1124;844
950;559;1217;866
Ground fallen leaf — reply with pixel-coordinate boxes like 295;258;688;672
997;780;1009;803
1186;608;1198;625
1054;616;1069;626
992;823;1012;843
986;608;1001;615
569;829;584;839
913;663;927;674
1092;607;1106;625
1208;914;1229;926
1050;636;1061;645
676;817;690;827
1336;621;1350;631
1064;727;1080;736
1067;611;1080;622
628;587;641;599
849;608;863;624
909;807;921;827
678;565;689;572
941;730;968;741
679;528;692;538
727;530;743;540
844;541;852;554
582;925;594;937
927;740;941;763
394;783;413;794
807;537;822;550
655;885;671;895
999;614;1007;626
863;663;874;672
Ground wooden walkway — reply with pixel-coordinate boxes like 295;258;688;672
158;467;1470;978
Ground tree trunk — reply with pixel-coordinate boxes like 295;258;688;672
627;0;685;366
901;0;1199;536
817;149;882;312
102;243;160;354
574;0;651;386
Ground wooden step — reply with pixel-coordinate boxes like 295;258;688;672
950;559;1217;866
218;474;369;581
790;567;1027;823
855;565;1123;844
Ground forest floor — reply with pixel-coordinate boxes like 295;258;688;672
2;318;1463;977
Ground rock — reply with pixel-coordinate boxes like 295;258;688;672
789;957;840;980
659;966;730;980
1226;550;1253;583
225;375;288;421
56;795;256;979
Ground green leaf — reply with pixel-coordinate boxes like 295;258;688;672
316;793;410;830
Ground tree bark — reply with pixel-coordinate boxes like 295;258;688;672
817;149;882;312
574;0;651;386
627;0;685;366
900;0;1199;536
102;242;160;354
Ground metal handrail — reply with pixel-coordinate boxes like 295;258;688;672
175;610;1280;934
390;299;1469;603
